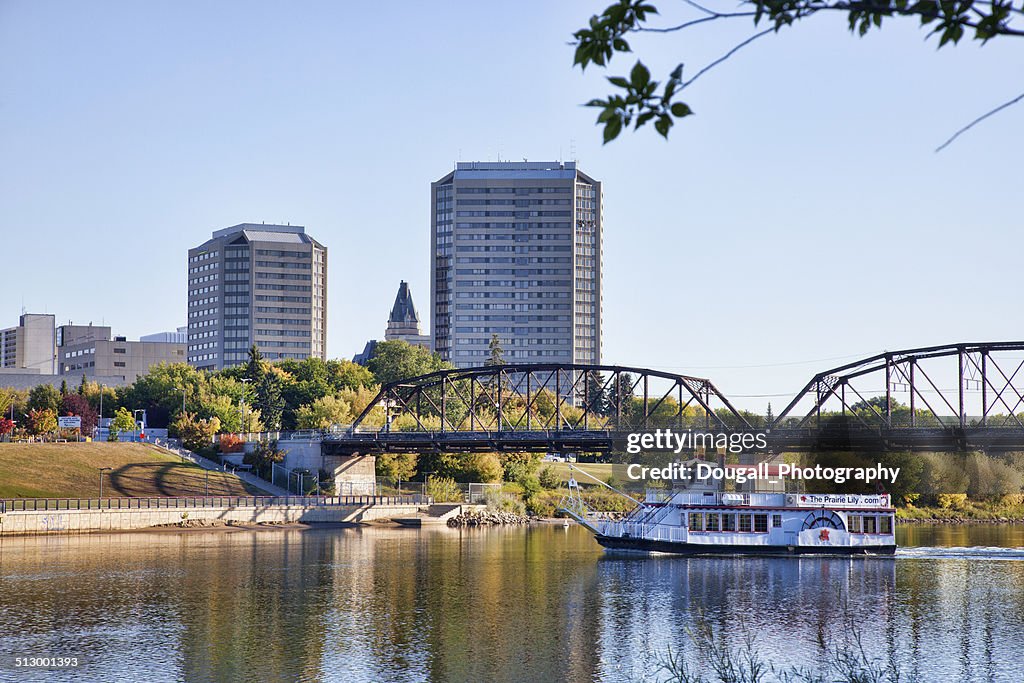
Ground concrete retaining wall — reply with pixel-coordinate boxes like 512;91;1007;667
0;503;422;537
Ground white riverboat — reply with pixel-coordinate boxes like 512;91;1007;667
561;469;896;556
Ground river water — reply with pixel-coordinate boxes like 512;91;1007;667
1;523;1023;682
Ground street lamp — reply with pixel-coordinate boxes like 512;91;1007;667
133;409;145;442
98;467;112;500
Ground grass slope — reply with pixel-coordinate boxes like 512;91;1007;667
0;442;263;498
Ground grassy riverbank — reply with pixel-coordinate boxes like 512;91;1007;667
0;442;262;498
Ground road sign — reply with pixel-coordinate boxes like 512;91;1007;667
58;416;82;429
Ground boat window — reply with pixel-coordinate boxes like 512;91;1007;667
879;515;892;534
722;514;736;532
705;513;720;531
689;512;703;531
739;514;752;532
848;515;862;533
864;516;877;534
753;514;768;533
772;514;782;528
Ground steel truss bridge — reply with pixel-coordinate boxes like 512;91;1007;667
321;342;1024;455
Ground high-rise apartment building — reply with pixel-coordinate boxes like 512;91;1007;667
187;224;327;371
431;161;601;367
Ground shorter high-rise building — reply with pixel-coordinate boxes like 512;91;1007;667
0;313;56;375
187;223;328;370
57;324;186;383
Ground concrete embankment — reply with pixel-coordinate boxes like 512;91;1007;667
0;503;423;537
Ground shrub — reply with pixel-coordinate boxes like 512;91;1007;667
219;433;245;453
502;453;540;484
484;489;526;515
426;475;462;503
538;464;561;489
461;453;503;483
936;493;968;509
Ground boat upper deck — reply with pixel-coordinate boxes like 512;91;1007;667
649;490;894;511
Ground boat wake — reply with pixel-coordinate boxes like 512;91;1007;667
898;546;1024;561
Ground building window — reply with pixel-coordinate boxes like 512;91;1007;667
113;348;126;354
864;516;877;534
772;514;782;528
705;513;720;532
722;514;736;532
738;514;752;532
848;515;862;533
880;515;892;534
753;514;769;533
114;361;125;367
688;512;703;531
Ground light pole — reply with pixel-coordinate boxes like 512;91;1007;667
239;378;251;434
133;409;145;442
98;467;112;500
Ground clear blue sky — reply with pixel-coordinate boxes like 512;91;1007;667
1;1;1020;410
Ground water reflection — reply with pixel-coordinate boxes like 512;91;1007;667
0;525;1022;682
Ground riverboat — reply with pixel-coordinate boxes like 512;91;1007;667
560;470;896;556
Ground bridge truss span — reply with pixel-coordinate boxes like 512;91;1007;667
773;342;1024;433
329;364;754;455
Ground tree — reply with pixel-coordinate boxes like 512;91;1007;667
26;408;57;436
28;384;61;414
61;393;99;435
572;0;1024;146
486;333;505;366
366;340;449;386
170;411;221;452
110;406;137;438
295;395;352;430
244;439;285;479
765;402;775;427
376;452;418;483
584;370;609;416
0;417;14;439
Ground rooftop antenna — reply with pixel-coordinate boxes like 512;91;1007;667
570;138;577;162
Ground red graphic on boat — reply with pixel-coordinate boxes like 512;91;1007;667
818;529;830;542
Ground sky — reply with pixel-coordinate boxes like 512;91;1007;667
1;1;1021;412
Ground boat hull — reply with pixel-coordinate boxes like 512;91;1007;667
596;535;896;556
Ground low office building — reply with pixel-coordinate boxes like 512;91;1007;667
58;324;186;383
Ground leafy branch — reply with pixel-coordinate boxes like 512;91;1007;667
573;0;1024;144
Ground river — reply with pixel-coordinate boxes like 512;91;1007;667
1;524;1022;682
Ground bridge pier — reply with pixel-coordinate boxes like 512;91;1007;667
323;454;377;496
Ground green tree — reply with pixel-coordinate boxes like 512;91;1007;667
170;411;221;452
295;395;352;430
244;439;286;479
110;406;136;437
572;0;1023;145
28;384;62;414
376;453;419;483
486;333;505;366
584;370;609;416
366;340;449;386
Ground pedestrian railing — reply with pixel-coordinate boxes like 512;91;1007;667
0;494;431;513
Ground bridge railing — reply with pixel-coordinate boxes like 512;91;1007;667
0;494;431;513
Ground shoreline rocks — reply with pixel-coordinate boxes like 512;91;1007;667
447;509;533;527
898;517;1024;525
